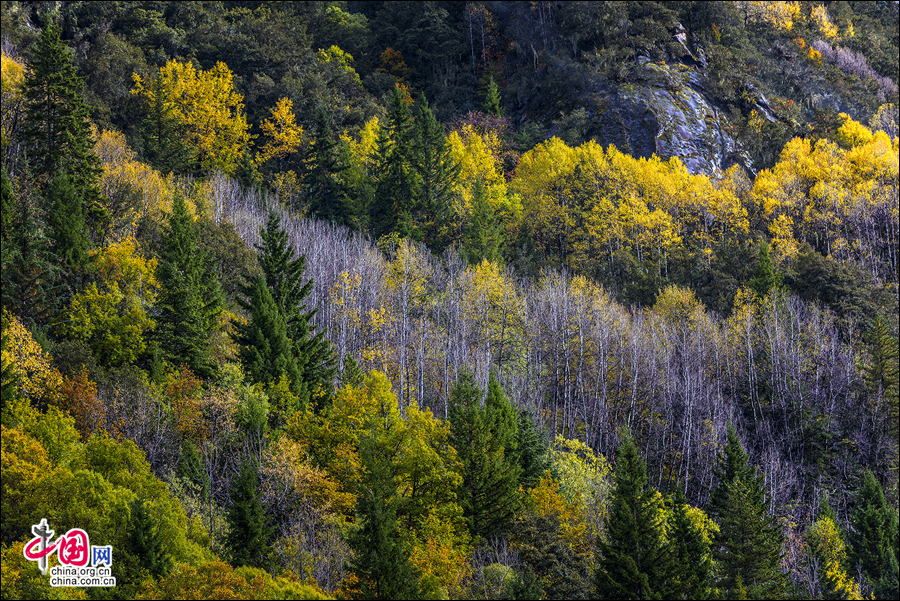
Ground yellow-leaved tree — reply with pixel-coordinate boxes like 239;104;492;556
132;60;252;175
1;51;26;164
256;97;303;169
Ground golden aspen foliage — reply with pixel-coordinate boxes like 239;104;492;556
752;117;898;276
811;5;839;39
94;128;172;229
447;124;521;220
526;472;593;555
806;515;863;600
341;115;380;179
2;311;63;406
132;60;252;175
257;97;304;167
748;1;802;32
1;51;26;155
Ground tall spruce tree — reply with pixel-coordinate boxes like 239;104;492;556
462;178;504;265
20;18;104;240
349;434;420;600
371;85;417;240
595;435;672;600
484;76;503;116
242;210;335;410
305;108;351;225
849;471;900;599
129;498;172;578
749;240;783;299
224;460;273;570
668;489;711;600
0;169;59;327
449;371;522;540
237;275;302;399
154;191;222;378
45;170;90;292
515;406;550;490
709;424;787;599
413;94;458;250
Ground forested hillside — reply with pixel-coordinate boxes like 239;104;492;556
1;2;898;600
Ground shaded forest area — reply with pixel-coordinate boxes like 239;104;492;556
1;2;898;600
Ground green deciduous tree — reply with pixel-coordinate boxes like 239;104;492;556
595;435;671;600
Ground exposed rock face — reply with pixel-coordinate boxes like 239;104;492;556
587;57;753;177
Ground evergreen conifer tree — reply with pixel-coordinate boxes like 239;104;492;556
154;191;222;378
484;76;503;116
238;275;302;400
20;18;104;238
463;178;504;265
349;434;420;600
449;371;522;540
515;406;550;490
371;86;417;240
129;498;172;578
306;108;351;225
242;210;335;410
709;424;787;599
668;489;711;600
849;471;900;599
749;240;783;299
413;94;459;250
0;170;59;327
224;460;273;570
45;170;90;293
596;435;672;600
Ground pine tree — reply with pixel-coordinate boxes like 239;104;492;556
668;489;711;600
463;178;504;265
224;460;273;570
305;108;351;225
371;85;417;240
129;498;172;578
237;275;302;400
245;210;335;410
349;434;420;600
515;406;550;490
484;76;503;116
45;170;90;294
595;435;672;600
449;371;522;540
0;169;59;327
20;18;104;239
849;471;900;599
413;94;459;250
709;424;787;599
749;240;783;299
154;191;222;378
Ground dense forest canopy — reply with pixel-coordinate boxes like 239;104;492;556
1;2;898;600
